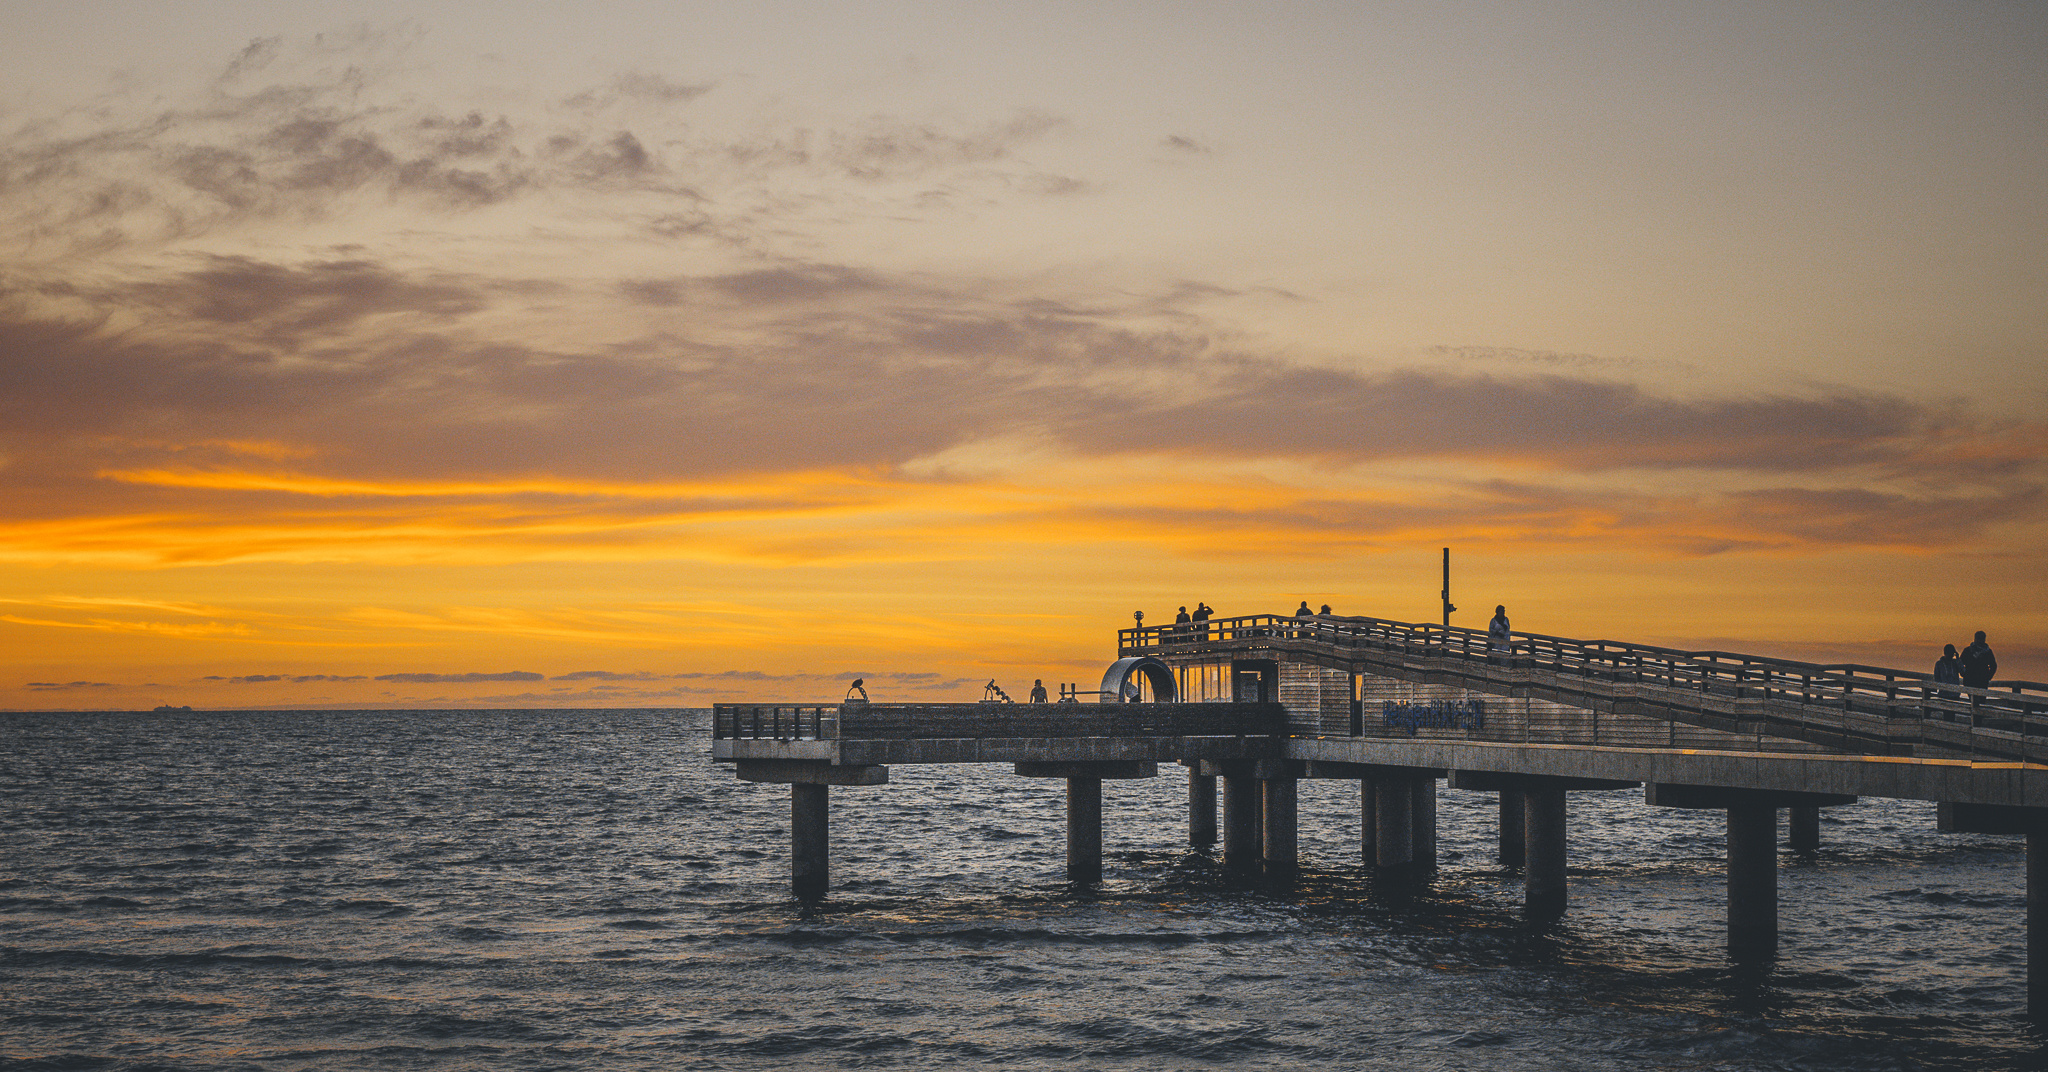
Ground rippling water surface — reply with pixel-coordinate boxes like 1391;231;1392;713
4;708;2045;1069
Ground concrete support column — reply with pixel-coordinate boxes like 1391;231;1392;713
1524;786;1567;921
1222;775;1261;872
792;783;829;901
1727;803;1779;959
1359;779;1377;864
1066;777;1103;884
1788;806;1820;854
2032;830;2047;1019
1498;791;1526;868
1188;771;1218;848
1413;778;1438;870
1262;777;1298;877
1374;780;1414;867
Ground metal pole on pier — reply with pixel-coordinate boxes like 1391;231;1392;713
1440;547;1457;629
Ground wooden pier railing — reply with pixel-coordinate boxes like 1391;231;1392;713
1120;613;2048;759
714;701;1286;741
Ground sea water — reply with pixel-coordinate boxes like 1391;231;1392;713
2;708;2042;1070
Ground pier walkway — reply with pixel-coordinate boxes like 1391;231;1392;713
711;612;2048;1013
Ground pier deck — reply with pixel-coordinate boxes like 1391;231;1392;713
710;611;2048;1014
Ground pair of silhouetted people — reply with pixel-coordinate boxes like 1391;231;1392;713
1292;602;1335;638
1935;632;1998;706
1170;603;1212;640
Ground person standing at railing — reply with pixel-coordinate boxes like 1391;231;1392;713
1029;679;1048;703
1174;605;1191;642
1489;605;1512;667
1192;601;1212;640
1933;644;1963;704
1961;631;1998;703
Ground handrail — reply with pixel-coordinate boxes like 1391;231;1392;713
712;701;1285;741
1120;612;2047;757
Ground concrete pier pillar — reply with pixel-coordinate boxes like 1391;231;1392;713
1649;784;1852;960
1524;786;1567;921
2032;830;2047;1019
1499;791;1526;868
792;783;829;901
1413;778;1438;871
1066;777;1103;883
1374;780;1414;867
1788;806;1820;854
1727;803;1779;959
1188;771;1218;847
1263;777;1298;877
1935;803;2048;1019
1222;775;1261;871
1359;779;1376;864
735;760;886;901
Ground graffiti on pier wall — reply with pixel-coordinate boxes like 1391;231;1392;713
1382;699;1485;735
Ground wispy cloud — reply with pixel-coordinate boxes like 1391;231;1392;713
373;671;543;683
1;28;2043;703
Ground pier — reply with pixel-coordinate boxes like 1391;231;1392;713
711;612;2048;1012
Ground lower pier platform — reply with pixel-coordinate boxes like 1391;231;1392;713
714;674;2048;1020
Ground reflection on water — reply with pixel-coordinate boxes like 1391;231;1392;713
2;708;2044;1070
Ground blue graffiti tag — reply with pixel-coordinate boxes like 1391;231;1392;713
1381;698;1485;735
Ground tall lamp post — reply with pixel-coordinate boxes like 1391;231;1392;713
1441;547;1457;629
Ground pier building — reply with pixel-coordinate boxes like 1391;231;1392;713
711;612;2048;1012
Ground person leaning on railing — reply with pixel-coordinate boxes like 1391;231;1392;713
1489;605;1512;667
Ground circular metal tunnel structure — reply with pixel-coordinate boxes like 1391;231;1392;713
1099;656;1179;703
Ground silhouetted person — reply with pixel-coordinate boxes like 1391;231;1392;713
1961;631;1998;692
1318;604;1331;616
1192;601;1212;640
1174;605;1191;642
1295;601;1313;617
1488;605;1511;666
1933;644;1962;701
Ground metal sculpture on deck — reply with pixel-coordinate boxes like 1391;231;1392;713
1098;656;1178;703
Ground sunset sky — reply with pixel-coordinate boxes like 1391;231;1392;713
3;2;2044;709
